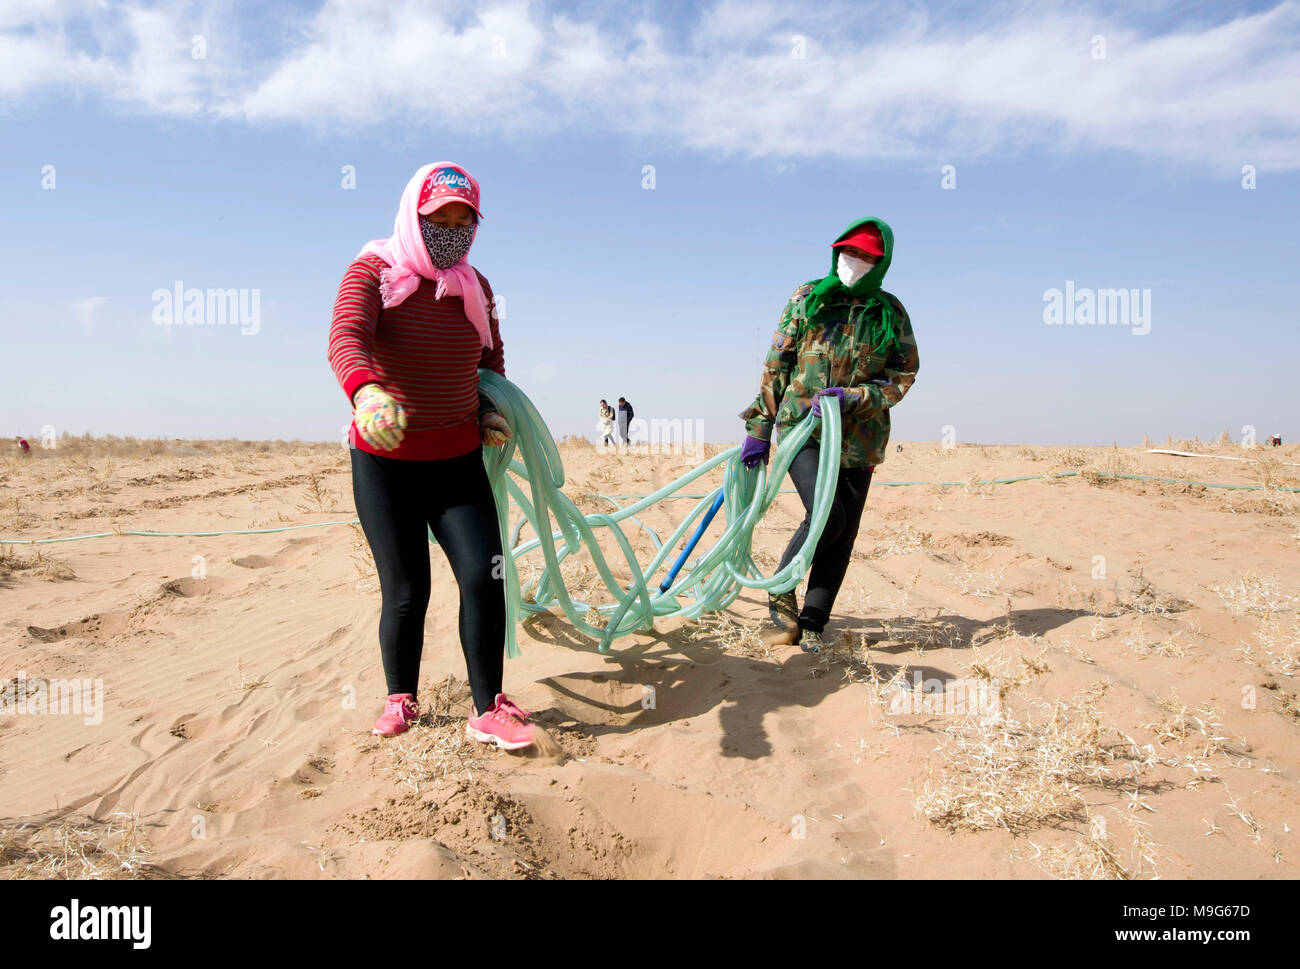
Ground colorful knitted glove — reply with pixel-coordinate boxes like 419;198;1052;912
481;411;512;447
353;383;407;451
740;434;770;468
811;387;847;418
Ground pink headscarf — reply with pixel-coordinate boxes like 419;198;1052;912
357;162;493;350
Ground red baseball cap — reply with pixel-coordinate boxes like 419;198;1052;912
417;163;483;218
832;226;884;258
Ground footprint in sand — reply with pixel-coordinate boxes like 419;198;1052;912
27;612;132;643
231;539;319;570
161;576;232;597
27;575;235;644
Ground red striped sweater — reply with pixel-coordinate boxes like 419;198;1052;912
328;254;504;461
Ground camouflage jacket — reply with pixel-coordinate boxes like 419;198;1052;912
739;282;919;468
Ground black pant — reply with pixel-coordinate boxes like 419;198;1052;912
350;445;506;713
775;440;873;633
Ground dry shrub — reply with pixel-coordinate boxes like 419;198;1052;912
878;606;965;653
1113;567;1189;616
963;633;1050;701
809;630;880;685
295;472;341;514
1140;693;1230;759
556;552;606;604
1055;447;1089;469
865;523;933;559
688;611;772;661
234;657;266;691
561;480;605;515
385;676;486;792
1123;618;1190;658
915;681;1150;833
347;522;378;593
583;605;609;630
0;813;155;879
1209;572;1294;618
586;461;617;486
1251;456;1298;491
1263;681;1300;722
1088;444;1137;478
1241;615;1300;678
1025;814;1161;879
0;544;76;581
951;554;1006;598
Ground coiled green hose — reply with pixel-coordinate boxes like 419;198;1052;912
475;370;843;655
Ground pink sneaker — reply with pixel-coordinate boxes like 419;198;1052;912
372;693;419;737
466;694;535;751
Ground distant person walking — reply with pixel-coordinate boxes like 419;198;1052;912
617;397;634;447
328;161;535;751
1271;433;1282;447
16;436;30;454
739;218;919;653
598;399;616;447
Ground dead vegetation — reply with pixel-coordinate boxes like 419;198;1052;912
1209;571;1294;618
1112;567;1190;616
0;812;157;879
383;676;488;792
295;472;342;514
1021;812;1161;879
951;554;1007;599
1241;616;1300;678
0;544;76;581
914;680;1150;833
347;522;378;593
689;611;774;661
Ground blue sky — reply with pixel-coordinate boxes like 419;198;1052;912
2;0;1298;447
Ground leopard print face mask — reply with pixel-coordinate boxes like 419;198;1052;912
419;217;477;269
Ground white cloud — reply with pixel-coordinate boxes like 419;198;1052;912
2;0;1298;170
0;0;214;110
71;295;108;328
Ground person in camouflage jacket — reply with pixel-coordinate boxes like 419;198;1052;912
738;217;919;652
739;218;919;468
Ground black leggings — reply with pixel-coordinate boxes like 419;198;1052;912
350;445;506;713
775;439;873;633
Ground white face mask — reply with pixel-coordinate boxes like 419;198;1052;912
836;250;876;287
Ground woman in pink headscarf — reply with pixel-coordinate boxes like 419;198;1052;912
328;162;535;750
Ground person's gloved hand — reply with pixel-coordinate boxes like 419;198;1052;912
353;383;407;451
740;434;770;468
481;411;512;447
811;387;847;418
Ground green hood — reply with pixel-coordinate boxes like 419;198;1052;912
804;216;898;353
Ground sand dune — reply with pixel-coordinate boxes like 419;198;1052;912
1;436;1297;879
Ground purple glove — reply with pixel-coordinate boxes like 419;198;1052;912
811;387;847;418
740;434;770;468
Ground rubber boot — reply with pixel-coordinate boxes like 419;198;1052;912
768;590;800;628
763;589;802;648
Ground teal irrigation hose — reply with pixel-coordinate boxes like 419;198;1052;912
474;370;843;655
